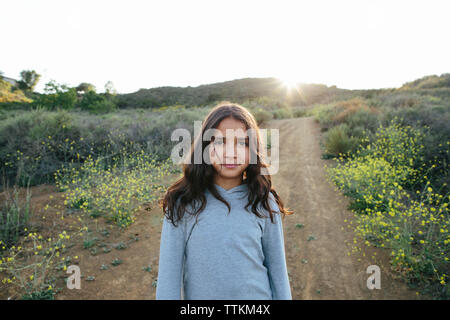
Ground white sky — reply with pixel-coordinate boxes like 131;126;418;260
1;0;449;93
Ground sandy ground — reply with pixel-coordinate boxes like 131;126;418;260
2;116;422;299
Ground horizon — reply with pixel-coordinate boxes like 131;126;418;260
1;0;449;94
1;73;448;94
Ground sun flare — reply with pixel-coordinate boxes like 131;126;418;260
278;74;299;90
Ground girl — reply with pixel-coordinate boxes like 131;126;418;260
156;101;293;300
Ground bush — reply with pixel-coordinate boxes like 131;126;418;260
78;91;117;114
309;103;335;128
21;289;55;300
343;107;381;135
241;96;289;111
272;108;293;119
0;106;211;188
326;118;449;299
55;150;175;227
323;123;359;157
252;108;273;125
1;228;73;300
0;186;31;249
0;109;80;186
33;81;77;111
0;79;32;104
292;107;309;117
87;99;117;114
77;91;104;110
375;92;423;109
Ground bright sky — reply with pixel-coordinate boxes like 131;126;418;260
1;0;449;93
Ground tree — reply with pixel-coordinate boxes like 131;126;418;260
206;93;223;104
34;80;77;110
76;82;96;94
18;70;41;91
104;81;117;95
77;90;104;110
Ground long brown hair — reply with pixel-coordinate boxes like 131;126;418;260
159;101;293;226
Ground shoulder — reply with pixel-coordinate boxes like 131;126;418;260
268;191;281;214
166;196;199;227
260;193;283;236
258;191;281;222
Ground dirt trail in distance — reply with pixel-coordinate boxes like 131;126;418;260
263;117;418;299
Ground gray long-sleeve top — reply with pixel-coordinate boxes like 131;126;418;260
155;182;292;300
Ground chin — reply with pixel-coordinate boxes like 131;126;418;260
219;173;243;180
215;165;246;179
218;171;243;180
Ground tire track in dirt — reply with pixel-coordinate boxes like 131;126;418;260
262;117;419;299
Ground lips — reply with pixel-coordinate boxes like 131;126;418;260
223;163;239;168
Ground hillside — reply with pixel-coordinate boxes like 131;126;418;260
400;73;450;90
116;77;352;108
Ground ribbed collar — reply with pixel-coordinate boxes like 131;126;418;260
211;181;248;198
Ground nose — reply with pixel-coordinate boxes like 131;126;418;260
224;141;238;158
224;142;246;165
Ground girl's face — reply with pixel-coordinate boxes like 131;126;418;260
209;117;249;181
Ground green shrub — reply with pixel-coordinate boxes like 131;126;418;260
78;91;117;114
55;150;175;228
77;91;104;110
323;123;359;157
309;103;336;128
33;81;77;111
87;99;117;114
292;107;309;117
0;109;80;186
252;108;273;125
241;96;289;111
343;108;381;134
326;118;449;299
0;186;31;250
0;106;210;187
272;108;293;119
21;289;55;300
380;93;423;109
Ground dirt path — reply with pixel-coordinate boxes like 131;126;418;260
263;116;419;299
51;116;420;300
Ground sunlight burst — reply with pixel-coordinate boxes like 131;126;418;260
278;75;299;90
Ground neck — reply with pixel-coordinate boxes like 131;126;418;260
214;175;243;191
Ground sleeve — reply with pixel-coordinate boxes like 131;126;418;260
261;194;292;300
155;215;186;300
